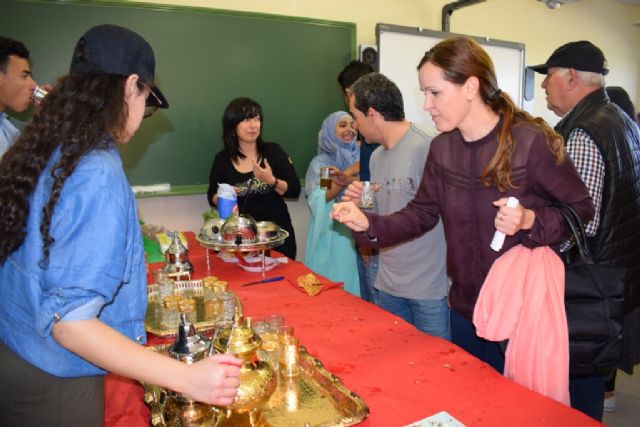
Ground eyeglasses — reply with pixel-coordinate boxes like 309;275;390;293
143;86;161;119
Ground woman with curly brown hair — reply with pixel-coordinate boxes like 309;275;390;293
0;25;240;426
332;36;594;371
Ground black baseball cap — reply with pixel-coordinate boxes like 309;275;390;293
530;40;609;76
69;24;168;108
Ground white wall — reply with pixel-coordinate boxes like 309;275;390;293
132;0;640;108
132;0;640;260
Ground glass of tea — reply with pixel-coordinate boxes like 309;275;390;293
320;166;332;190
358;181;377;210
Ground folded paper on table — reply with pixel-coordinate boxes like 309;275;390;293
287;275;343;296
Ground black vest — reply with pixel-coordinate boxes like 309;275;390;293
555;88;640;313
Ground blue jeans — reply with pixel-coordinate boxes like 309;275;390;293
356;248;379;304
377;291;450;340
450;309;504;373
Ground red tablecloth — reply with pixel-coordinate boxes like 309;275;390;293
105;233;601;426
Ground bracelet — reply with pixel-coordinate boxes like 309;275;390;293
270;178;279;189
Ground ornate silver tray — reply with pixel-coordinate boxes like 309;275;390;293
143;344;369;427
196;230;289;253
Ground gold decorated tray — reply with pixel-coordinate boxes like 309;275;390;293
196;230;289;253
143;344;369;427
145;311;216;338
145;280;236;338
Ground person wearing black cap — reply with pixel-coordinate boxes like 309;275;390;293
532;40;640;421
601;85;638;413
0;25;240;425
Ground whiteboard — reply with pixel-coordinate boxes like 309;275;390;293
377;24;526;137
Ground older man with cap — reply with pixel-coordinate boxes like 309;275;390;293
531;40;640;421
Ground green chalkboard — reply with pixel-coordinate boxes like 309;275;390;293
3;0;355;195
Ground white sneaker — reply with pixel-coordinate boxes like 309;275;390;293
603;395;616;412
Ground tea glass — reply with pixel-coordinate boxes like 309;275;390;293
358;181;376;210
279;335;300;378
320;166;332;190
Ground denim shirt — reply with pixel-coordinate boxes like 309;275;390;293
0;141;147;377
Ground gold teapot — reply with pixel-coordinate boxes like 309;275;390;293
212;312;278;424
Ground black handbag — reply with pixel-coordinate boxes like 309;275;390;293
557;204;625;375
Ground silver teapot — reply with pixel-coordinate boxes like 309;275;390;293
163;314;215;426
163;232;193;276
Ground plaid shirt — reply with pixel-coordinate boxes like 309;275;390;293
560;127;604;251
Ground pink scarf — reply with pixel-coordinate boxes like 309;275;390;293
473;244;570;405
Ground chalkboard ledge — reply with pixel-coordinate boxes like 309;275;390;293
134;181;307;199
134;184;208;198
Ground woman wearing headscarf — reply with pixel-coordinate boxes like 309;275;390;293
303;111;360;296
304;111;360;199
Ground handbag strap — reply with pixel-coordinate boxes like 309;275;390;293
556;203;594;264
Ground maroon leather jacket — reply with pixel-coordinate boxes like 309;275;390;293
355;119;594;320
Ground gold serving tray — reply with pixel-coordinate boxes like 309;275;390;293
143;344;369;427
145;315;216;338
145;281;232;338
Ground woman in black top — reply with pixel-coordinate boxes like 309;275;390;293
207;97;300;259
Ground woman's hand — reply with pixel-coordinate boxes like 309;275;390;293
342;162;360;179
180;354;242;405
51;318;241;408
341;180;363;203
331;166;355;188
252;158;275;185
493;197;535;236
330;201;370;232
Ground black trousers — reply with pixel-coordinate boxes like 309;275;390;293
569;373;605;421
0;343;104;427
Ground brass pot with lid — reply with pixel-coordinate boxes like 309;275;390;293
213;312;277;415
